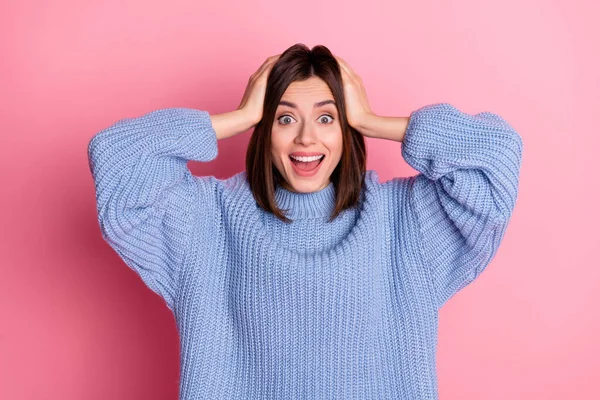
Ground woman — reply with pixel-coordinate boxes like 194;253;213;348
87;43;523;399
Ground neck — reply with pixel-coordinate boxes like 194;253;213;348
274;180;336;219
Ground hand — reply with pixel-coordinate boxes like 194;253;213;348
334;55;375;135
237;54;281;126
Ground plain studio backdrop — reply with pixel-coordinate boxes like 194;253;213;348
0;0;597;398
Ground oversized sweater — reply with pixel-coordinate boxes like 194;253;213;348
87;102;523;400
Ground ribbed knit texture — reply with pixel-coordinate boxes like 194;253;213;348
87;103;523;399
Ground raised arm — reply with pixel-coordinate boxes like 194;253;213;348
383;103;523;309
87;108;222;311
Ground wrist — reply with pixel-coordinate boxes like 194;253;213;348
210;109;256;140
355;112;380;137
358;113;409;142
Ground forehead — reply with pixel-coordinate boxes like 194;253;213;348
280;77;334;104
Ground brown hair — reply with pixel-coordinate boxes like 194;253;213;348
245;43;367;224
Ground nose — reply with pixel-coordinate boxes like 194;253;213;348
294;122;318;146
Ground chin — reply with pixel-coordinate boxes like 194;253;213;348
285;176;329;193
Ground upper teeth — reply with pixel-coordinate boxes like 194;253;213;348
290;155;324;162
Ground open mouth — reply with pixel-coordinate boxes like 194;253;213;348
289;154;325;171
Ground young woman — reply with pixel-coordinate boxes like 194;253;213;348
88;43;523;399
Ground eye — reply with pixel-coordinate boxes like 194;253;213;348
319;115;334;124
278;115;295;125
277;114;335;125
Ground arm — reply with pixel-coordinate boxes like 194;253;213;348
377;103;523;309
87;108;251;311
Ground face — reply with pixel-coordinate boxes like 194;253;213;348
271;76;343;193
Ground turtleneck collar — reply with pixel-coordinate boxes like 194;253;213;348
274;180;336;219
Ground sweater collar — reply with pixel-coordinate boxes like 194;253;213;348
274;180;336;219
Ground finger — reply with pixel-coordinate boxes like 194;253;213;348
261;54;281;73
335;56;355;82
335;55;351;72
267;54;280;69
265;54;281;68
341;59;357;79
335;56;350;78
262;55;280;76
334;55;346;71
253;55;280;84
252;55;279;81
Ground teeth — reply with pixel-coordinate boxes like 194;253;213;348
290;154;324;162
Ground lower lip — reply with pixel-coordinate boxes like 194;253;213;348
290;157;324;177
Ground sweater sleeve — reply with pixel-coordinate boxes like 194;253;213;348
87;108;219;311
397;103;523;309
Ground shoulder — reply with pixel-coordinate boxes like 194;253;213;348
188;171;256;242
364;169;413;203
186;171;254;225
209;171;256;211
222;170;252;197
193;171;249;195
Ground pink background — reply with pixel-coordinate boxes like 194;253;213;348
1;0;598;398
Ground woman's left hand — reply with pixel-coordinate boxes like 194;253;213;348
334;55;375;136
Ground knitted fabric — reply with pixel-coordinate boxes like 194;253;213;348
87;102;523;399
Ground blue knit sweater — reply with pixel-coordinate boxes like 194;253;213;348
87;103;523;399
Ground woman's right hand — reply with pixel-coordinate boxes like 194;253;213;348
237;54;281;126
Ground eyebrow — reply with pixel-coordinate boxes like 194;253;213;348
278;99;336;109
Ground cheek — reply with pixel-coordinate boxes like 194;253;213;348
270;145;285;170
270;133;287;152
325;134;344;158
270;150;280;167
